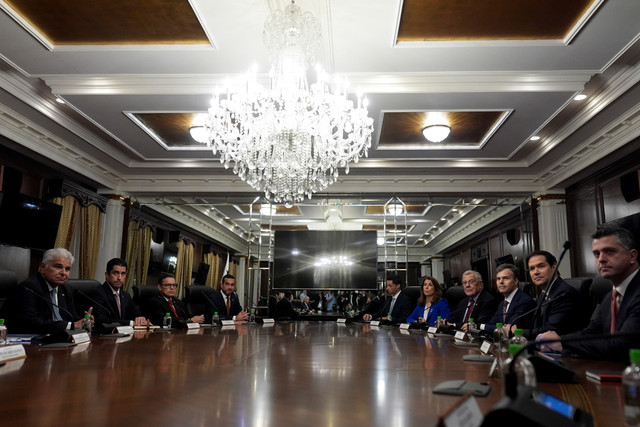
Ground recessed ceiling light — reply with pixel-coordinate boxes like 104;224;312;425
530;136;541;141
55;97;65;104
574;94;587;101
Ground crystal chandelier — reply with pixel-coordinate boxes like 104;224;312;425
193;1;374;207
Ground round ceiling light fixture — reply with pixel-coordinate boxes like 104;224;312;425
422;124;451;143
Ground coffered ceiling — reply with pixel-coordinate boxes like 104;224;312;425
1;0;640;259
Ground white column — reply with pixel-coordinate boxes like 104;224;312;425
96;197;125;282
420;263;431;278
536;195;571;278
431;257;444;284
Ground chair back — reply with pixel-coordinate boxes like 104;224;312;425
564;276;594;329
132;285;160;317
66;279;101;316
184;285;216;316
0;269;17;315
444;285;466;309
401;286;421;310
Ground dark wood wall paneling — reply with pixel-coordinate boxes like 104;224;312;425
443;204;532;291
567;150;640;277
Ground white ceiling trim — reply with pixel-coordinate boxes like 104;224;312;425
42;71;592;96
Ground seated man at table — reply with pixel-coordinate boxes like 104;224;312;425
147;273;204;328
475;263;535;333
446;270;497;330
538;224;640;362
93;258;149;329
275;290;299;320
506;250;581;339
206;274;248;322
363;275;414;324
5;248;92;334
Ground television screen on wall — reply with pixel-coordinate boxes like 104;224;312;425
273;230;378;290
0;192;62;251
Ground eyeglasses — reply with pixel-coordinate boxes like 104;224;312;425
161;283;177;288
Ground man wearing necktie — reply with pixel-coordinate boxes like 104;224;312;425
147;273;204;328
93;258;150;329
539;225;640;362
477;264;535;334
5;248;92;334
362;275;414;324
207;274;248;322
446;270;497;330
507;250;581;339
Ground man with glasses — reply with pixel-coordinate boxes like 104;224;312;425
147;273;204;328
94;258;150;328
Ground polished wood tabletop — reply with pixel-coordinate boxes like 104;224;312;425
0;322;627;427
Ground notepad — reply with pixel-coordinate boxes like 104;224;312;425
585;369;623;382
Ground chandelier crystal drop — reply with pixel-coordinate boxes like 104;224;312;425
195;1;374;207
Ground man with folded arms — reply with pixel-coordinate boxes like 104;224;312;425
447;270;497;330
538;224;640;362
506;250;581;339
147;273;204;328
6;248;92;334
206;274;248;322
476;264;535;333
94;258;149;328
363;275;413;324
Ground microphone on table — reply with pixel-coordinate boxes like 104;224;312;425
201;290;223;324
21;284;79;322
76;289;122;334
529;241;571;323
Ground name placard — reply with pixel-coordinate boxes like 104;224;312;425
115;335;133;344
262;318;275;324
186;322;200;329
454;331;466;341
221;320;235;326
370;320;381;326
480;340;492;354
0;344;26;362
427;326;438;334
116;326;134;335
70;331;90;344
438;394;483;427
186;328;201;335
399;323;411;330
337;318;347;324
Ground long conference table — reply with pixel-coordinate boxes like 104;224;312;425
0;320;627;426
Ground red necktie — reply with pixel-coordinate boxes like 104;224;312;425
226;296;231;315
503;300;509;323
610;289;620;333
463;298;475;323
168;299;178;318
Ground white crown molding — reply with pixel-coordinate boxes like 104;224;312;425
42;70;592;96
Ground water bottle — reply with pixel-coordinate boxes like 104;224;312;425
467;317;476;331
493;322;504;351
162;312;172;329
623;348;640;426
249;309;256;324
212;312;220;325
509;328;528;349
505;343;537;389
387;312;392;322
435;315;443;329
82;314;92;335
0;318;7;345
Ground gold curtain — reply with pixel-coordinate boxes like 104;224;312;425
175;240;194;298
124;221;153;291
79;204;104;279
203;252;220;288
230;259;238;278
53;195;80;249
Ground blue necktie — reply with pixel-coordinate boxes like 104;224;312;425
50;289;63;321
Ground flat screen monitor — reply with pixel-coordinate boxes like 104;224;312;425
273;230;378;290
0;192;62;251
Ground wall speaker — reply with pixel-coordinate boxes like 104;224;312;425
506;229;520;246
620;170;640;203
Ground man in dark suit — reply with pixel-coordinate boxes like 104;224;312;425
508;250;581;339
5;248;91;334
206;274;248;322
446;270;497;329
478;263;535;333
539;225;640;362
275;290;298;320
363;275;414;324
93;258;149;329
147;273;204;328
